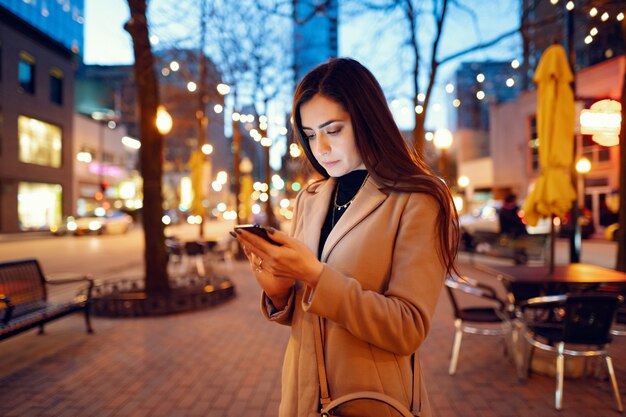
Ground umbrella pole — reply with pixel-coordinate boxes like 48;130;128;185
550;215;556;274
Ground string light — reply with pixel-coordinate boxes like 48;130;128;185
445;83;454;93
589;7;598;17
590;27;598;36
584;35;593;44
476;91;485;100
565;1;574;11
476;73;485;83
511;59;520;69
452;99;461;108
550;0;558;4
506;78;515;87
415;105;424;114
417;93;426;102
601;12;609;21
618;13;624;21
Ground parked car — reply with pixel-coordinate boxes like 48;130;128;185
459;201;551;252
459;201;552;235
51;211;133;236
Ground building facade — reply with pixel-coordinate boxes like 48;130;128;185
462;56;623;232
293;0;338;83
0;5;76;233
0;0;84;55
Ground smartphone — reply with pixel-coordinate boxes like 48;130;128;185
234;224;281;246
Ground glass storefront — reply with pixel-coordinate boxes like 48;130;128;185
18;115;62;168
17;182;62;231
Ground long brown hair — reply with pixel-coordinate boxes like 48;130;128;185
292;58;459;276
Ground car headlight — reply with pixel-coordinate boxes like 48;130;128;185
88;221;102;231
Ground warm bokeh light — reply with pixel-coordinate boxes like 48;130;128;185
216;83;231;95
433;128;453;150
458;175;470;188
575;157;591;174
202;144;213;155
156;105;173;134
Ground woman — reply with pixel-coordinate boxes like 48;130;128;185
233;58;458;417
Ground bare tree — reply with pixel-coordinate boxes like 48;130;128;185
124;0;169;294
343;0;529;155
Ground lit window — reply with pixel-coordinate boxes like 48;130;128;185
18;115;62;168
18;182;63;231
18;51;36;94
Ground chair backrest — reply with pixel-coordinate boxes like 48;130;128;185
445;276;503;319
445;278;463;319
563;293;623;344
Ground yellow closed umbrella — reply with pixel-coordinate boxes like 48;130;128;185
522;44;576;227
188;150;206;217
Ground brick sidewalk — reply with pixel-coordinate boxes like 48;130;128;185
1;257;624;417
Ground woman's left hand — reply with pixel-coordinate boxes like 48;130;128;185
234;227;324;288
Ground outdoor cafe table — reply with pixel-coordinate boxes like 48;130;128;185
476;263;626;379
478;263;626;305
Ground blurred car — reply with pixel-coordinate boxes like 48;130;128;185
604;223;619;241
459;201;552;236
51;211;133;236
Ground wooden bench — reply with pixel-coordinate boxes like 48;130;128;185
0;258;94;341
464;231;549;265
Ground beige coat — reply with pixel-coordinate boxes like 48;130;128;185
262;175;445;417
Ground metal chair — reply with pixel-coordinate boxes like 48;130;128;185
611;304;626;337
445;275;512;375
519;293;624;412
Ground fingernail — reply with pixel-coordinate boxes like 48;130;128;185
229;231;237;238
267;227;276;234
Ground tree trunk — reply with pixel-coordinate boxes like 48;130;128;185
616;20;626;271
125;0;170;293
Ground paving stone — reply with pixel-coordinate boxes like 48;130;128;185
0;260;624;417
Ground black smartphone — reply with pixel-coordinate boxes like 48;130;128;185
234;224;281;246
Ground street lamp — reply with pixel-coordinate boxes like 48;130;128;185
91;111;120;204
433;128;454;184
217;83;243;225
575;156;591;208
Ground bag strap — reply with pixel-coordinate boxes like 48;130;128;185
313;314;332;408
312;313;421;416
323;391;416;417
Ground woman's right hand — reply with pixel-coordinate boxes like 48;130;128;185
236;236;294;309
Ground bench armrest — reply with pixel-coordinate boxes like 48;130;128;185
0;294;14;324
45;274;94;301
45;274;93;285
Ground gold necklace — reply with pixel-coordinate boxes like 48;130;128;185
331;175;369;227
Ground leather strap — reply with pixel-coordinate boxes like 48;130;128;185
313;314;331;407
322;391;416;417
312;313;421;416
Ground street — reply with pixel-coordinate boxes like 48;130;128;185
0;220;238;280
0;221;619;278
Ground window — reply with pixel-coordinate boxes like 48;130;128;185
49;67;63;105
17;182;63;231
18;51;36;94
18;115;62;168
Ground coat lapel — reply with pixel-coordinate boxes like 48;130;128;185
301;177;336;254
321;176;388;262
